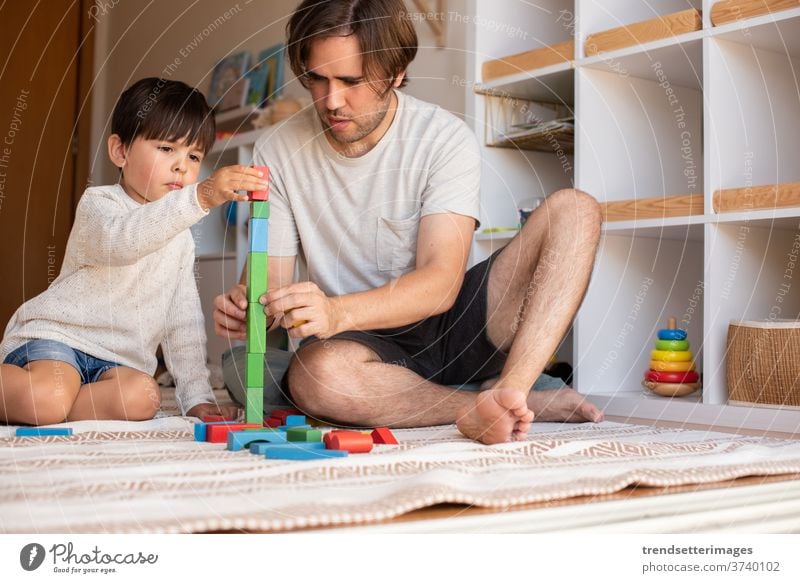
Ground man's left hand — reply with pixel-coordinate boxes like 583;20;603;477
264;282;342;339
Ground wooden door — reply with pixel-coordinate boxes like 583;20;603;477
0;1;93;331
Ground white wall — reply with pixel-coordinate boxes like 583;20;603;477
89;0;470;185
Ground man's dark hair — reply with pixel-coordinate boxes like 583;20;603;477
111;78;216;154
286;0;418;95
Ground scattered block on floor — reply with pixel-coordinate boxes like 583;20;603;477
285;415;306;427
201;414;234;423
206;423;262;443
250;441;325;455
263;417;282;428
371;427;398;445
227;429;288;451
276;424;311;431
324;430;374;453
194;420;242;442
15;427;73;437
270;409;303;424
286;427;322;442
265;447;349;461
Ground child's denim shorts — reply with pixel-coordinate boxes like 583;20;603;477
3;339;120;385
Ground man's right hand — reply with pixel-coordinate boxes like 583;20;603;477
197;165;268;211
213;284;249;341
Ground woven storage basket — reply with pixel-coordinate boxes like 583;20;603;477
727;320;800;408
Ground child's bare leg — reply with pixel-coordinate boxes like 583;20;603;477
0;361;82;425
67;367;161;421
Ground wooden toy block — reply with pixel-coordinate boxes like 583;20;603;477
265;447;348;461
206;423;261;443
245;352;265;389
251;201;270;219
250;441;324;455
247;252;269;303
249;165;269;201
371;427;398;445
324;430;373;453
263;416;282;428
249;219;269;253
227;429;287;451
270;408;303;424
246;302;267;353
286;427;322;442
201;414;231;423
245;386;264;425
276;423;311;431
285;415;306;426
15;427;73;437
194;420;239;441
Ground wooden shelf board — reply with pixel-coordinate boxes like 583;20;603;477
474;63;575;104
710;0;800;26
482;39;574;83
601;193;704;222
713;181;800;213
585;8;702;57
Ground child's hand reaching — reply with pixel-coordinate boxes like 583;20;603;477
186;402;241;421
197;165;268;211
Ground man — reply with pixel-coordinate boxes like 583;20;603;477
214;0;603;444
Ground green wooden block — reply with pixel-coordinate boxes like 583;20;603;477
251;201;270;219
286;427;323;443
247;252;268;302
245;352;264;389
247;302;267;353
245;386;263;425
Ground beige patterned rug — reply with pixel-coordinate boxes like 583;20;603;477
3;387;800;533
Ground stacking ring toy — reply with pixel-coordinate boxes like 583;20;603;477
645;370;699;384
651;350;692;362
650;360;695;372
655;339;689;351
658;328;687;341
643;380;699;397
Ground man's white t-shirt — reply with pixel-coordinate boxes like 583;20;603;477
253;90;481;297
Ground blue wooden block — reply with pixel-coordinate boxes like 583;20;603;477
227;429;287;451
250;442;325;455
265;447;349;460
285;415;306;427
194;420;238;442
249;219;268;253
15;427;73;437
276;423;311;431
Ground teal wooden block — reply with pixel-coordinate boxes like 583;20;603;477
250;441;324;455
251;201;270;219
265;448;348;460
245;352;264;389
285;415;306;426
247;252;268;302
249;218;268;253
246;302;267;353
15;427;73;437
228;429;287;451
245;387;263;425
286;427;322;442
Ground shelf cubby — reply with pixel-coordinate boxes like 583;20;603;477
710;0;800;26
584;8;703;56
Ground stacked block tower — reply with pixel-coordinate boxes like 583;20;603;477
642;316;700;397
245;165;270;425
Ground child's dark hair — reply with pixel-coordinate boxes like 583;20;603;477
111;78;216;154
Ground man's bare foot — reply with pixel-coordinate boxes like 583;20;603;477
456;388;534;445
527;387;604;422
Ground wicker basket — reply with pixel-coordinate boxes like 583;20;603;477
727;320;800;408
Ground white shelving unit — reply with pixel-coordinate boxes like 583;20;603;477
466;0;800;433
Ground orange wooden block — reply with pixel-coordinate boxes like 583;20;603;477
371;427;398;445
324;430;373;453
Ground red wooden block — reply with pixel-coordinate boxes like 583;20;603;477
371;427;398;445
270;408;303;424
250;165;270;201
263;417;282;428
325;430;373;454
645;370;699;384
207;423;262;443
202;414;234;423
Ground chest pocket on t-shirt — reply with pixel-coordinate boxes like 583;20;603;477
377;214;419;273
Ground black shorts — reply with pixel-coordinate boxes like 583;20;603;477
285;249;507;388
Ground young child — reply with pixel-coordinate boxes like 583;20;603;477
0;77;267;425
